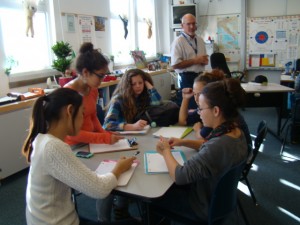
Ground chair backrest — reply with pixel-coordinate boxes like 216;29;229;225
210;52;231;78
209;160;246;224
292;98;300;125
243;120;268;177
231;71;245;82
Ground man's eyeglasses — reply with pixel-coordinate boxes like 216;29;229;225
183;22;197;27
92;71;107;79
197;107;212;114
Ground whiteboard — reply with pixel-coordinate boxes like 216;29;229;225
247;15;300;69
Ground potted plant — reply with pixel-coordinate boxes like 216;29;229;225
4;56;18;76
51;41;75;87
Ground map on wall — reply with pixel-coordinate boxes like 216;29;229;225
247;15;300;69
217;15;240;50
198;14;242;70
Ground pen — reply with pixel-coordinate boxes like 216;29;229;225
133;151;140;157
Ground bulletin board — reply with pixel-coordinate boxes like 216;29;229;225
246;15;300;69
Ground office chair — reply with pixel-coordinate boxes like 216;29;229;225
240;120;268;206
280;98;300;155
210;52;231;78
231;70;247;83
151;160;250;225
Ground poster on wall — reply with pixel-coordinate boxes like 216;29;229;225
78;14;97;46
94;16;106;38
66;14;76;33
247;15;300;69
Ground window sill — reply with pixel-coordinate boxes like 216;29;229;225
8;69;58;88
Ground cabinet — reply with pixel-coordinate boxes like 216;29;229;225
0;107;31;179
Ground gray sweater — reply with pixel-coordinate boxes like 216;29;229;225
175;133;248;219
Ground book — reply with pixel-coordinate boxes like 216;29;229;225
95;160;139;186
144;150;186;174
89;139;138;154
152;127;193;139
119;125;151;135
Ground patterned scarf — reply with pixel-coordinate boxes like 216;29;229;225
205;121;236;141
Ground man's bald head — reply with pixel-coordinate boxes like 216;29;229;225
181;14;196;24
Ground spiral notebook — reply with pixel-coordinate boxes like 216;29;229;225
95;160;139;186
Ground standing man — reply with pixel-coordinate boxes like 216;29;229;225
171;13;208;109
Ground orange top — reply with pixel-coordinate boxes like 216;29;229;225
65;87;111;146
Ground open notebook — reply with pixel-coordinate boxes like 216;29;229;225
144;150;186;174
152;127;193;139
89;139;138;154
95;160;139;186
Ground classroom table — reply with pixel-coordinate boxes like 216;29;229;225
241;83;294;137
75;127;196;224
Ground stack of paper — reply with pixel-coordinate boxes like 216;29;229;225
152;127;193;139
95;160;139;186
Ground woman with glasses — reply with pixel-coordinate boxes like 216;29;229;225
152;78;248;222
178;69;225;139
173;70;251;151
64;42;123;146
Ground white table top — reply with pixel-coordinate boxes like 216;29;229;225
76;127;196;199
281;75;295;82
241;82;294;93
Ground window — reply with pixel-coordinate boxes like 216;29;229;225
109;0;157;65
0;0;54;79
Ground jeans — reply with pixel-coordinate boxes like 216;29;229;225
96;195;129;222
150;184;203;222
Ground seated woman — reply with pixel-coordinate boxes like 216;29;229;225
178;69;225;139
176;70;252;151
64;42;122;146
103;69;161;131
22;88;136;225
151;78;248;222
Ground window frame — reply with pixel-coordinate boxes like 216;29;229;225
0;0;56;84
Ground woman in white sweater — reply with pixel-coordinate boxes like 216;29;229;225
22;88;137;225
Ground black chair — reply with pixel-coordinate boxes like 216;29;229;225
210;52;231;78
240;120;268;206
151;160;250;225
280;98;300;155
231;70;247;83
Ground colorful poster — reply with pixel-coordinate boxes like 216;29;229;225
78;15;96;46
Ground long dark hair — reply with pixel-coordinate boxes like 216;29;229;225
110;69;154;122
76;42;108;73
201;78;246;121
22;88;83;163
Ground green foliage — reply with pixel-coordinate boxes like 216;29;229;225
51;41;74;74
4;56;18;76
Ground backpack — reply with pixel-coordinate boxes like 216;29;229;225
134;100;179;127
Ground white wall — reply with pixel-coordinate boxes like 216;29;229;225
53;0;111;54
1;0;300;96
